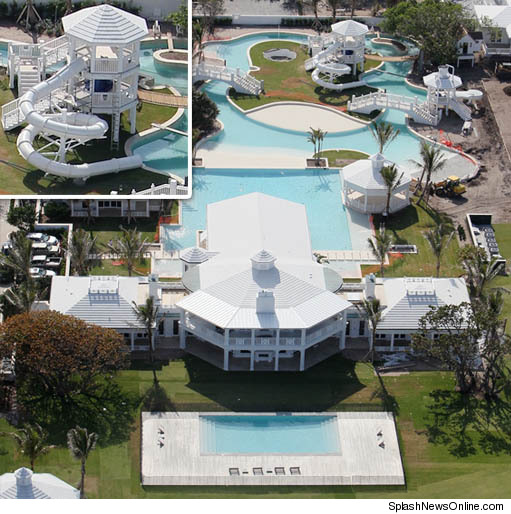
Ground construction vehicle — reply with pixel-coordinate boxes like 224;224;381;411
431;176;466;197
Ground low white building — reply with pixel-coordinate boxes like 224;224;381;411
340;274;471;352
342;153;412;214
0;467;80;499
473;4;511;58
457;30;483;67
176;193;351;371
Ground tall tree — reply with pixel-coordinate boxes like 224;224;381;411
67;426;98;499
416;141;446;205
368;229;393;277
7;203;36;232
4;278;43;314
66;228;99;276
307;128;318;163
167;1;188;37
192;19;206;62
382;0;470;67
195;0;225;36
326;0;342;23
106;227;147;277
357;297;382;362
0;231;33;283
369;121;400;154
1;424;53;471
424;223;454;277
132;296;160;384
192;88;219;137
459;246;504;299
0;311;129;414
380;164;404;216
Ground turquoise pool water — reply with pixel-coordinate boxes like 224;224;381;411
162;167;351;251
200;415;341;454
132;110;188;178
200;32;429;165
140;49;187;96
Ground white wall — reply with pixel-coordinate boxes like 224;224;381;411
229;14;384;27
10;0;183;20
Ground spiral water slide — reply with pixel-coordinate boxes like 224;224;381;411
16;57;142;179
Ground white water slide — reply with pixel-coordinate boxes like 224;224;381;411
16;58;142;180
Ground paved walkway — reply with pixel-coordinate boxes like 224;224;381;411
138;89;188;108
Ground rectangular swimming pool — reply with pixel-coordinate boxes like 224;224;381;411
200;414;341;455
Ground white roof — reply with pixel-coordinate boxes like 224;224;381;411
331;19;369;36
62;4;148;45
378;277;470;330
342;153;412;194
177;193;350;329
0;468;80;499
474;5;511;30
178;266;351;329
49;276;146;330
423;67;463;89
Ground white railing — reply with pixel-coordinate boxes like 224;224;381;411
193;63;262;94
92;59;120;74
184;317;225;346
306;319;344;346
483;43;511;56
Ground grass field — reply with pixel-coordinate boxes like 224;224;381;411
1;354;511;498
362;201;463;278
0;73;178;195
228;41;380;116
316;149;369;166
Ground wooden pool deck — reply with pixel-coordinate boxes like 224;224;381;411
141;411;405;486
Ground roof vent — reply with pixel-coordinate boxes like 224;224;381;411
405;277;435;296
251;249;276;271
256;290;275;313
15;468;33;488
180;247;209;264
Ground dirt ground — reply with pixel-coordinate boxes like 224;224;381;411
408;65;511;225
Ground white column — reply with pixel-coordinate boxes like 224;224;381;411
130;332;135;352
224;328;230;348
146;200;150;217
339;312;346;350
299;350;305;371
364;194;368;213
179;311;186;349
390;333;395;352
276;329;280;347
129;106;137;134
274;350;279;371
223;349;229;371
250;351;255;371
251;329;255;346
301;328;306;347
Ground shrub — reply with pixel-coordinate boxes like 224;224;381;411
44;201;71;222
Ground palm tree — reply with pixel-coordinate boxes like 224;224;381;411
368;229;393;277
350;0;357;18
106;227;147;277
306;0;323;32
1;424;53;471
132;295;160;384
316;128;327;162
462;251;504;298
415;141;446;205
307;127;318;162
369;121;400;154
4;278;42;314
0;231;33;282
326;0;342;23
424;223;454;278
380;164;404;216
67;426;98;499
308;127;328;165
357;297;382;362
66;228;99;276
192;19;206;62
17;0;42;41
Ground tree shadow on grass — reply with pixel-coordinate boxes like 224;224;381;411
425;389;511;458
183;354;378;412
142;383;176;413
19;380;140;447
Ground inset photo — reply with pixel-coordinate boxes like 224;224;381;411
0;1;189;197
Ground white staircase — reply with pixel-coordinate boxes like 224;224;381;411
448;99;472;121
348;91;439;125
193;63;263;95
18;64;41;96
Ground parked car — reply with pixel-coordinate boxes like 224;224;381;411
31;255;48;267
29;267;56;278
1;241;12;255
47;244;61;255
27;233;59;246
31;242;50;255
45;256;62;269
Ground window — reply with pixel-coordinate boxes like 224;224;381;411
229;468;240;476
345;321;351;336
158;320;164;335
490;29;503;43
290;467;301;475
173;319;179;335
275;467;285;475
359;320;365;336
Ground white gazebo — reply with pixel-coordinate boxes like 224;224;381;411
342;153;412;214
0;467;80;499
330;19;368;74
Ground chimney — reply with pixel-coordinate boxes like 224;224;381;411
256;290;275;313
15;468;33;488
365;273;376;299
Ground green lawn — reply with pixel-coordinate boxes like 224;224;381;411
72;216;160;247
316;149;369;166
90;258;151;276
363;201;463;278
2;355;511;498
0;72;178;194
228;41;380;117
